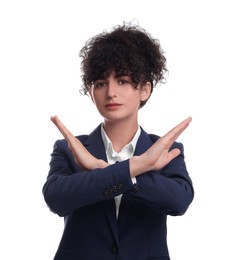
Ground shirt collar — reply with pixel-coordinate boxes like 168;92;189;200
101;124;141;156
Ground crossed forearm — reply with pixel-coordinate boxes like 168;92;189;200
51;115;191;176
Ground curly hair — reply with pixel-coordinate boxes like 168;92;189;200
79;22;167;107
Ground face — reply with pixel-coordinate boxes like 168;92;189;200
89;71;151;124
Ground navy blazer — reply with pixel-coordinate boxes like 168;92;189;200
43;124;194;260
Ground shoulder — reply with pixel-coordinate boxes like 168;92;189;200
140;127;184;151
53;124;102;149
139;127;161;144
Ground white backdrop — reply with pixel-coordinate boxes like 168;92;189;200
0;1;235;259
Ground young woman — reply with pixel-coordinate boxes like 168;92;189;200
43;23;194;260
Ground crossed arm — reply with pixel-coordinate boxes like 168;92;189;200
50;115;192;177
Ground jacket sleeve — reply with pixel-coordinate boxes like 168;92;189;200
42;139;134;217
132;142;194;216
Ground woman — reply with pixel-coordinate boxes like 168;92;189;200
43;23;194;260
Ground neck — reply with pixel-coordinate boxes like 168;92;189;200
103;119;139;153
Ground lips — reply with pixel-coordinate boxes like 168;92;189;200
105;103;122;107
105;103;122;110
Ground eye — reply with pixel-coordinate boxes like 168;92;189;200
119;80;128;85
94;81;106;88
118;77;131;85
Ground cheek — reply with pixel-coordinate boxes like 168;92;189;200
126;94;142;108
90;91;101;104
92;95;104;111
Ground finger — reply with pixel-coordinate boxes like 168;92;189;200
50;115;88;155
51;115;84;157
164;116;192;141
50;115;103;170
168;148;181;159
51;115;75;143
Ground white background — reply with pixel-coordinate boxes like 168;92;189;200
0;0;235;259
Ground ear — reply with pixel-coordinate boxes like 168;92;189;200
140;82;152;102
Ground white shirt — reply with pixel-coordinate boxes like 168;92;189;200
101;124;141;218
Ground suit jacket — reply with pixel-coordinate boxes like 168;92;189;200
43;124;194;260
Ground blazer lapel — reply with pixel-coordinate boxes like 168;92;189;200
134;126;155;156
83;124;107;160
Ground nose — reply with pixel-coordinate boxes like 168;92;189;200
107;81;117;99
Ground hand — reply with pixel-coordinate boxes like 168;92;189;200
50;115;109;170
130;117;192;177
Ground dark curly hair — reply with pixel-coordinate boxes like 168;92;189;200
79;22;167;107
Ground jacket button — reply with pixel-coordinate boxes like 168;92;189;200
103;190;109;196
133;184;140;193
111;246;118;254
117;183;124;190
112;185;118;192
